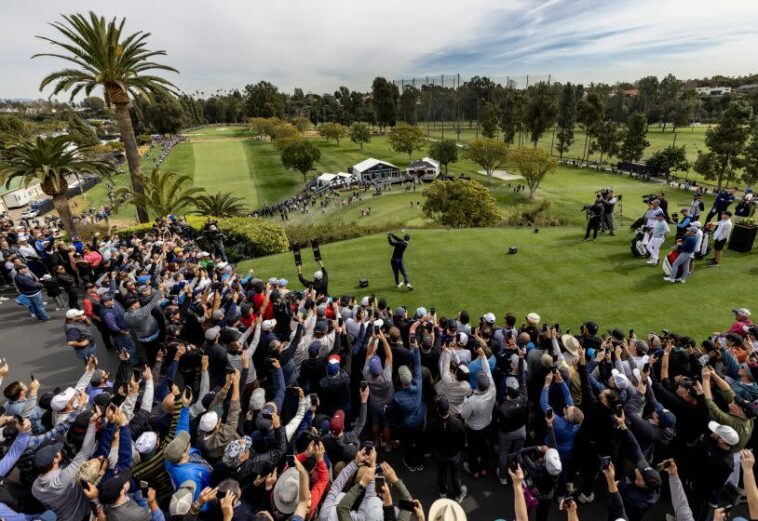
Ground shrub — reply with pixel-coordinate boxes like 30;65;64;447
117;216;288;261
422;179;503;228
501;199;566;226
284;220;408;246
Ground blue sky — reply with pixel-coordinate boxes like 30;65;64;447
1;0;757;99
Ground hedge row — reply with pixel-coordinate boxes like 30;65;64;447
117;216;289;261
283;219;409;247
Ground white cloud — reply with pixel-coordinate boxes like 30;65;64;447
1;0;757;99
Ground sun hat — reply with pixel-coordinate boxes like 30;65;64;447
428;498;467;521
273;467;300;514
526;312;540;324
561;334;581;356
709;421;739;446
169;480;197;516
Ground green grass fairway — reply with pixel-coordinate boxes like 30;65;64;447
238;227;757;339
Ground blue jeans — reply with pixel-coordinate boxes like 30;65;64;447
391;257;409;285
671;252;694;280
27;292;49;321
73;343;96;362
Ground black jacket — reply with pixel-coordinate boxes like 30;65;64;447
427;414;466;458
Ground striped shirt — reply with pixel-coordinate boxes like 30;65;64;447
132;402;182;499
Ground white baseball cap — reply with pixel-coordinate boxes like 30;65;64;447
65;309;85;319
709;421;739;446
198;411;219;432
135;432;158;454
262;319;277;331
456;333;468;346
483;312;496;324
50;387;77;411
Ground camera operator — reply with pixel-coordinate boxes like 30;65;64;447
583;194;605;242
601;189;617;236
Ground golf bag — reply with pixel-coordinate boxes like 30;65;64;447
631;225;651;257
695;223;714;259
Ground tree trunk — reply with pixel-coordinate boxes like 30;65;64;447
583;133;589;161
114;102;149;223
52;194;77;236
529;187;537;200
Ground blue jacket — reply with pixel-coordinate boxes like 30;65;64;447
714;191;735;211
678;235;698;253
468;355;496;389
165;407;212;506
393;348;426;430
540;383;580;458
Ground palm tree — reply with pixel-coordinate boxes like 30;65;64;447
34;11;178;224
115;168;204;217
193;192;248;217
0;135;113;234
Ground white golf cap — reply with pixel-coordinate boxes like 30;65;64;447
262;319;277;331
483;312;496;323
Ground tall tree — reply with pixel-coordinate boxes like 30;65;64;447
36;11;179;223
271;123;301;151
466;137;508;184
693;101;752;188
281;140;321;182
576;93;604;160
619;113;650;162
556;83;577;158
635;75;660;123
0;135;112;234
658;74;683;132
145;100;185;134
388;123;425;160
428;139;458;174
349;122;371;150
291;115;310;133
65;112;99;147
371;77;398;132
592;120;622;162
499;89;521;144
244;81;286;118
524;83;557;146
399;85;420;124
480;102;501;138
742;120;758;186
510;146;558;200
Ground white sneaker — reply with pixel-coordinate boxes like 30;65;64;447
663;277;674;282
0;296;8;301
397;282;404;288
407;283;413;290
455;485;468;503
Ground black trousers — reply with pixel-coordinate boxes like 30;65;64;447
585;218;601;240
399;425;424;467
436;451;463;496
391;257;409;285
466;425;490;474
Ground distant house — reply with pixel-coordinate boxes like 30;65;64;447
349;158;399;183
1;182;44;209
407;157;440;181
314;172;356;190
695;86;732;96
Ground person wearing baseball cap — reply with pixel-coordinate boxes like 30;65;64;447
199;369;242;461
702;368;754;453
393;324;426;472
728;307;754;337
297;257;329;295
362;328;395;451
710;210;733;266
322;383;369;462
426;394;468;502
224;410;286;494
318;354;350;417
64;308;97;362
665;226;698;283
31;409;98;521
461;348;496;479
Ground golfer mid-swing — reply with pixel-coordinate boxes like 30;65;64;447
388;232;412;290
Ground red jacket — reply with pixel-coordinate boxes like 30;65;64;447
296;451;329;519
